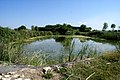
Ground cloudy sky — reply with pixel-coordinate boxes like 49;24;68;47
0;0;120;30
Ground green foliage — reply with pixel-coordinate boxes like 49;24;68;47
79;24;92;32
116;42;120;52
0;41;48;66
0;42;23;63
111;24;116;31
87;31;120;41
17;53;47;66
31;25;35;30
0;26;53;43
100;32;120;40
42;73;53;79
79;24;86;32
0;26;53;64
17;25;27;30
35;23;75;35
102;22;108;31
101;52;120;62
60;54;120;80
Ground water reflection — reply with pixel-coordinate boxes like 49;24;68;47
23;37;116;61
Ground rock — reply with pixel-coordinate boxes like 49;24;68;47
83;61;91;65
31;76;43;80
29;69;36;73
106;62;111;64
52;65;63;71
61;62;73;68
24;78;31;80
3;74;11;78
14;78;22;80
85;58;94;61
19;68;37;74
12;74;20;78
2;77;11;80
19;68;30;72
0;75;2;79
42;67;52;74
7;71;16;75
20;74;25;78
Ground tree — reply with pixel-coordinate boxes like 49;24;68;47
85;27;92;32
79;24;86;32
31;25;35;30
118;26;120;32
102;22;108;31
34;26;39;31
118;26;120;30
18;25;26;30
111;24;116;31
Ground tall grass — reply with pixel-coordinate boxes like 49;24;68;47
59;51;120;80
68;40;75;62
116;41;120;52
0;41;48;66
0;42;23;63
17;52;47;66
73;44;97;61
63;39;98;62
0;36;106;66
88;31;120;41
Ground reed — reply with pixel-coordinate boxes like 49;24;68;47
17;53;47;66
0;41;48;66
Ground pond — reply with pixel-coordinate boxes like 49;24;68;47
22;36;117;62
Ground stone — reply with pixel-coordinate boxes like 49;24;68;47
85;58;94;61
84;61;91;65
62;62;73;68
29;69;36;73
0;75;2;79
42;67;52;74
24;78;31;80
2;77;11;80
106;62;111;64
7;71;16;75
53;65;62;71
21;74;25;78
19;68;30;72
14;78;22;80
4;75;11;78
12;74;20;78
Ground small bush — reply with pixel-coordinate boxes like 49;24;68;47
101;52;120;62
42;73;53;79
60;55;120;80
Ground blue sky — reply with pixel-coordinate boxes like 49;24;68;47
0;0;120;30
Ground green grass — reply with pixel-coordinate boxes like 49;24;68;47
1;35;120;80
101;52;120;62
0;41;48;66
42;72;53;79
59;52;120;80
16;53;47;66
87;31;120;41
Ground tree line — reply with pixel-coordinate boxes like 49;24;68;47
0;23;92;43
102;22;120;32
1;22;120;43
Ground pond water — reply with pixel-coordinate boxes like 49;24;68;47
23;36;117;61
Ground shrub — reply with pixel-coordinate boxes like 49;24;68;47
101;52;120;62
42;73;53;79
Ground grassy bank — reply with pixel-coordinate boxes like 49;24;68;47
59;52;120;80
0;35;120;80
10;35;92;44
0;35;119;65
80;31;120;41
